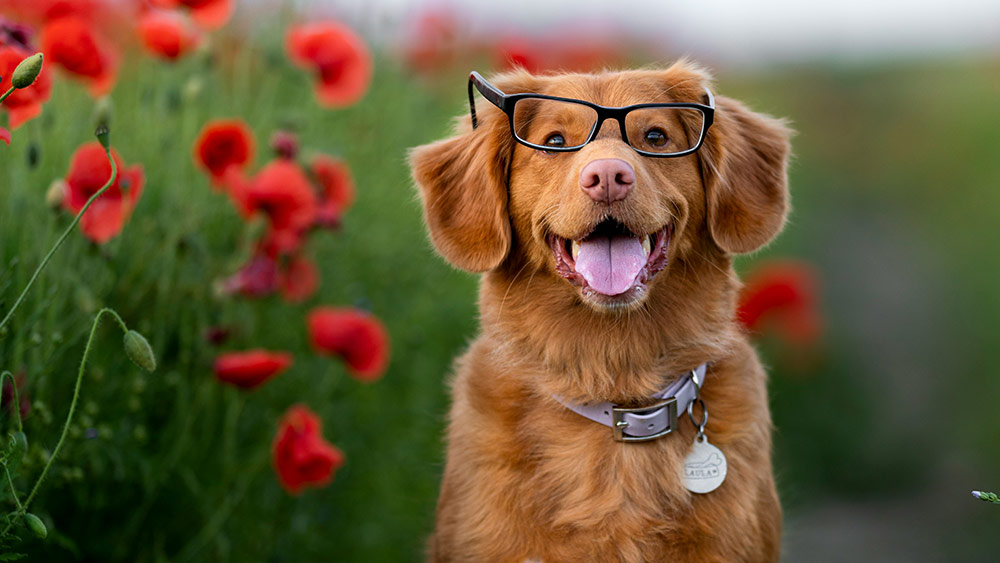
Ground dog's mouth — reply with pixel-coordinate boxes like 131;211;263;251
548;219;672;307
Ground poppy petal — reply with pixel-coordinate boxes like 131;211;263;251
61;142;142;243
285;21;372;108
737;260;822;347
214;350;292;389
7;103;40;130
279;256;319;303
311;155;354;228
138;10;201;61
79;196;125;244
307;307;389;381
272;405;344;494
193;119;255;187
42;16;119;97
221;253;280;298
188;0;234;30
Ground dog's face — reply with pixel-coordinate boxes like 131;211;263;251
411;62;790;313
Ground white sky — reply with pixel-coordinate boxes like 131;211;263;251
300;0;1000;65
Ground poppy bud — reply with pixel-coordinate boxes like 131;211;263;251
95;125;110;150
93;97;112;132
182;76;202;101
270;130;298;159
11;52;42;89
23;513;46;539
123;330;156;372
26;141;39;169
46;179;66;210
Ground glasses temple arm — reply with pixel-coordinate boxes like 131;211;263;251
468;71;506;130
467;78;479;129
703;87;715;109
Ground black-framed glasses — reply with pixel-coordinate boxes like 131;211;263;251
468;71;715;158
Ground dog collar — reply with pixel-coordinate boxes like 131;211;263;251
554;363;708;442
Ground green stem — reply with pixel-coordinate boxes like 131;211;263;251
0;86;14;105
0;371;23;433
0;307;128;535
0;144;118;333
174;450;268;562
3;465;22;512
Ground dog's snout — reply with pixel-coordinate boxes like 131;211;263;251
579;159;635;204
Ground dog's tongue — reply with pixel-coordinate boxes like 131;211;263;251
575;234;646;295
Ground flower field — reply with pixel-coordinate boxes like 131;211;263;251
2;1;1000;561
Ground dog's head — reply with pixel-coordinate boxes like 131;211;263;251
410;62;790;314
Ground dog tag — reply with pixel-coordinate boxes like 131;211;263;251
682;436;727;494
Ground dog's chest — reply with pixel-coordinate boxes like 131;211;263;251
515;414;696;533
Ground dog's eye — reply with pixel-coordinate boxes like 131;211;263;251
544;133;566;148
644;128;668;147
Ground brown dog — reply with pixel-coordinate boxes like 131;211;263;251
410;60;791;562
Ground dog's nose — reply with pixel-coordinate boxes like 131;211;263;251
579;159;635;203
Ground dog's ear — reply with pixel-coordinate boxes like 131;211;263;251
699;95;792;254
409;74;531;272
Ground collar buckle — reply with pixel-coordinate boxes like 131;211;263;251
611;397;678;442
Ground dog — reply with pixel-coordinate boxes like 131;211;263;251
409;60;791;562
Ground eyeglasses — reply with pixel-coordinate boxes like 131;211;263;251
468;71;715;158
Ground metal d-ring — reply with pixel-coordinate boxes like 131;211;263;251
690;368;702;397
687;398;708;434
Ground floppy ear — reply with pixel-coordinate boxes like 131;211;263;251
409;84;521;272
700;95;792;254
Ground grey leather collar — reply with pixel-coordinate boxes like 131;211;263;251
553;363;708;442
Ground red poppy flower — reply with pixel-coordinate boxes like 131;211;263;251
214;350;292;389
311;155;354;229
41;15;118;96
0;128;10;146
494;36;546;74
493;32;622;74
307;307;389;381
272;404;344;495
279;255;319;303
5;0;118;26
399;8;460;74
737;260;822;347
137;10;200;61
0;17;34;50
193;119;255;188
220;252;280;298
0;44;53;129
151;0;234;31
286;21;373;108
244;159;318;255
62;142;145;243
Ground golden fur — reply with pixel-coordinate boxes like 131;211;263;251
410;61;792;562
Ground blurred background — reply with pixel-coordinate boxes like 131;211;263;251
1;0;999;560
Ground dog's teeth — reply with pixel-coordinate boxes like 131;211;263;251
571;240;580;260
642;235;652;257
